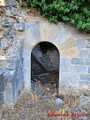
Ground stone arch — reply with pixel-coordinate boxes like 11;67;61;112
31;41;60;95
23;21;78;95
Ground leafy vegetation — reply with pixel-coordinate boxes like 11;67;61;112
21;0;90;32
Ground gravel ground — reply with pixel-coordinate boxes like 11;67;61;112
0;89;90;120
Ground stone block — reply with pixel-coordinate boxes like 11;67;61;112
54;26;72;46
60;72;80;87
84;58;90;65
54;98;64;106
49;23;60;42
79;50;90;58
6;0;16;7
80;74;90;81
79;81;90;89
71;65;88;73
40;22;51;42
29;22;40;41
4;82;14;105
58;38;76;51
76;38;87;48
61;47;79;57
18;22;25;32
60;58;71;72
71;58;84;65
3;70;15;82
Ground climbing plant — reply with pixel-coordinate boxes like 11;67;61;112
21;0;90;32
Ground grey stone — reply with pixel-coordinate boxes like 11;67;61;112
86;39;90;43
0;76;4;91
72;108;89;120
9;28;16;38
1;20;13;28
18;22;25;31
60;72;80;87
79;95;90;106
11;7;18;16
60;58;71;72
71;58;84;65
76;38;87;48
4;28;10;36
88;67;90;73
1;38;13;50
84;59;90;65
0;93;4;105
54;98;64;106
6;0;16;7
79;50;90;58
80;74;90;81
86;43;90;48
79;81;90;88
71;66;88;73
3;70;15;82
29;22;40;41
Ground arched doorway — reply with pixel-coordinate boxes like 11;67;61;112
31;41;59;99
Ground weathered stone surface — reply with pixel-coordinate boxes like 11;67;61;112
53;26;72;45
88;67;90;73
79;95;90;106
0;93;4;105
84;58;90;65
60;72;80;87
6;0;16;7
71;58;84;65
76;38;87;48
40;22;51;42
60;58;71;72
18;22;25;31
54;98;64;106
86;42;90;48
79;81;90;88
3;70;15;82
28;22;40;41
0;4;90;106
79;49;90;58
80;74;90;81
61;47;79;57
8;28;16;38
3;28;10;36
11;7;18;16
1;20;13;28
58;38;77;51
49;23;60;41
1;38;13;50
0;72;4;91
0;26;4;31
0;48;5;56
71;66;88;73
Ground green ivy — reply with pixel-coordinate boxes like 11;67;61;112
24;0;90;32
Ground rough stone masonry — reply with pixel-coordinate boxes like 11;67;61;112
0;0;90;105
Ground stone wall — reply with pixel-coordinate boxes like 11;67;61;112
60;38;90;93
0;0;24;105
0;0;90;105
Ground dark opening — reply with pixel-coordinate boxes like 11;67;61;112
31;42;59;99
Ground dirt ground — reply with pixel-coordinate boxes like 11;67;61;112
0;89;90;120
